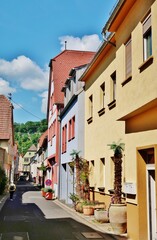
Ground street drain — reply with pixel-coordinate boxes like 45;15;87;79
0;232;29;240
81;232;103;239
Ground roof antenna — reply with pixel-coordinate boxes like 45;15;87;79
65;41;67;50
8;93;12;101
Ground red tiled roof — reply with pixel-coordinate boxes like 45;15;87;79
0;95;14;141
49;50;95;105
28;144;37;151
38;130;48;147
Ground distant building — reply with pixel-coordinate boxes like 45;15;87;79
23;144;37;177
60;64;88;204
47;50;95;197
0;95;15;181
35;130;48;187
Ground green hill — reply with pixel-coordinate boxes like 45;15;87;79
14;119;48;155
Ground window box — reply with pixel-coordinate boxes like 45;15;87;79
98;187;105;192
138;56;153;73
108;99;116;110
98;108;105;116
121;75;132;87
87;117;93;124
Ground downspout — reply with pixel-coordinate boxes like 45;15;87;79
57;108;61;200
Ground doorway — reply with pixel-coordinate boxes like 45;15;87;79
146;165;156;240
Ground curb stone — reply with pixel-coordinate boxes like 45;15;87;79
54;199;128;239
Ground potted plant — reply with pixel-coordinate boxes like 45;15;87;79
94;208;109;223
107;141;127;234
70;150;90;201
41;187;46;197
69;193;79;209
82;201;95;215
44;188;54;200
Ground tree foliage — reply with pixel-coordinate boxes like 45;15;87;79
0;167;7;195
14;119;47;155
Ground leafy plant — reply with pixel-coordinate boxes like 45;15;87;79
70;150;90;201
0;167;7;195
69;193;79;203
43;188;54;193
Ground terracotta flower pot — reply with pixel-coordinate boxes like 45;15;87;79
45;192;53;200
75;202;83;213
83;205;94;215
109;203;127;234
41;190;46;197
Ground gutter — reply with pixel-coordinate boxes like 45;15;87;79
102;0;126;34
79;32;115;82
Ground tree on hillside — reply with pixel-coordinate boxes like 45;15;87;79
14;119;48;155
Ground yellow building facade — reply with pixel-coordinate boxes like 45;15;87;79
81;0;157;239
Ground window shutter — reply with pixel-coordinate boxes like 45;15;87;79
65;124;67;152
143;14;151;34
125;39;132;78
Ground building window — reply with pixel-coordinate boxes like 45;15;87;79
89;95;93;117
98;82;106;116
62;124;67;153
53;120;56;137
24;158;29;163
111;71;116;101
100;82;105;109
143;14;152;61
125;38;132;78
87;95;93;124
100;158;105;187
68;119;72;141
108;72;116;110
71;116;75;139
68;116;75;141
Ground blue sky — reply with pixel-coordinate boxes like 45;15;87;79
0;0;117;123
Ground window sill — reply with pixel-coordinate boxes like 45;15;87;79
98;108;105;116
98;187;105;192
138;56;153;73
121;75;132;87
87;117;93;124
108;99;116;110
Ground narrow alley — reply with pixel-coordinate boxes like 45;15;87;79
0;181;127;240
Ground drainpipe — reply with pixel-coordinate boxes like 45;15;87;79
57;110;61;200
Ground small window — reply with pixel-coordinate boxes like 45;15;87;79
125;38;132;78
87;95;93;123
111;71;116;101
100;158;105;165
24;158;29;162
100;82;105;109
108;72;116;110
68;116;75;141
62;124;67;153
91;160;94;166
89;95;93;117
143;14;152;61
72;116;75;139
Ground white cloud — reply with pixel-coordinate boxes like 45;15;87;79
39;91;48;115
59;34;102;52
0;56;49;91
0;78;16;95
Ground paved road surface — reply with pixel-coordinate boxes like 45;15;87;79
0;181;127;240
